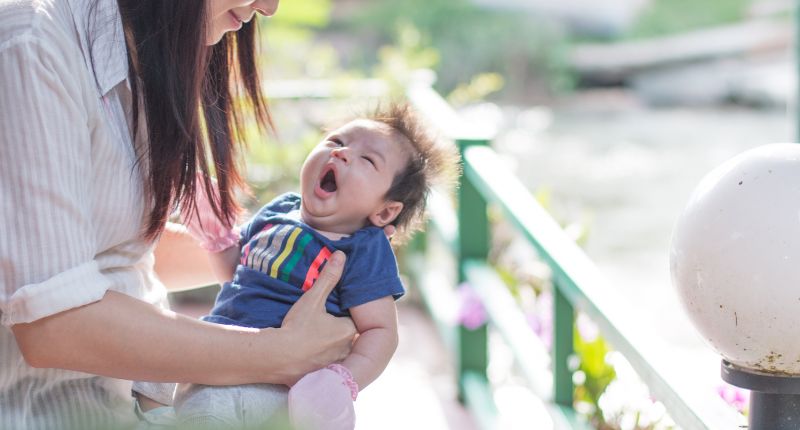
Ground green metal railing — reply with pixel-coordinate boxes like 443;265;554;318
404;78;746;429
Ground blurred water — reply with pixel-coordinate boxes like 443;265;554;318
494;101;792;339
488;100;792;422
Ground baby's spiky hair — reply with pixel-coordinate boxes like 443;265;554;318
368;102;460;243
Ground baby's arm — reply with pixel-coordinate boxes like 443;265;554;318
207;244;240;283
341;296;399;389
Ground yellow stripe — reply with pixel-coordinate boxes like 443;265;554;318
270;227;302;278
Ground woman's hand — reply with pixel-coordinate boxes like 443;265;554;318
278;251;356;384
382;224;396;240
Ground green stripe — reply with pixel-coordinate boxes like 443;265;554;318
279;232;313;282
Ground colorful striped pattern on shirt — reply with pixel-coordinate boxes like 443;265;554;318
242;224;332;291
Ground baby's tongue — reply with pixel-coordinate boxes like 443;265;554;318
321;169;337;192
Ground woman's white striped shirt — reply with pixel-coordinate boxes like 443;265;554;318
0;0;166;427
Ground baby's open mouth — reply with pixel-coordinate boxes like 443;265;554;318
320;167;337;192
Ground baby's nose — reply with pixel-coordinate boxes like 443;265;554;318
332;148;350;164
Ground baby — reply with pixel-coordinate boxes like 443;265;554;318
133;103;457;429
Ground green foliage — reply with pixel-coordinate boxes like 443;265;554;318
341;0;573;100
371;22;441;96
494;185;618;426
626;0;755;39
258;0;346;79
574;326;617;425
256;0;571;101
250;0;463;202
448;73;505;107
244;127;319;204
270;0;331;27
494;264;521;295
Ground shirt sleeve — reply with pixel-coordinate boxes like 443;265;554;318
337;230;405;311
265;192;301;215
0;36;113;326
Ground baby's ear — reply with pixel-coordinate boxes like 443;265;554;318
369;200;403;227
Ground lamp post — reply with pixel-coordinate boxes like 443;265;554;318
670;144;800;429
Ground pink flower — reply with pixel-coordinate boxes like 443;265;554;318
526;311;552;350
717;382;750;413
457;283;487;330
527;290;552;350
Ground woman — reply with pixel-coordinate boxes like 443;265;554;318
0;0;357;427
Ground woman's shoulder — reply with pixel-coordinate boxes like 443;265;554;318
0;0;74;50
0;0;98;113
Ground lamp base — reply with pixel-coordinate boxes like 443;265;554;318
721;360;800;430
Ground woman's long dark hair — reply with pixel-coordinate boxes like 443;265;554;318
116;1;272;240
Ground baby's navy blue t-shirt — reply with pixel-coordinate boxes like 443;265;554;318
203;192;405;329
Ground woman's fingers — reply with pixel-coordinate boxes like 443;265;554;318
301;251;345;310
382;224;396;240
280;250;355;379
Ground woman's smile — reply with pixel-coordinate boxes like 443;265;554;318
228;10;243;28
207;0;281;45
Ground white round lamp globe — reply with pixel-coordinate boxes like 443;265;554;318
670;143;800;375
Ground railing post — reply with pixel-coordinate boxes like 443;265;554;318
553;281;575;407
457;138;490;400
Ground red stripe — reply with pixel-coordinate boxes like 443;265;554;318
302;247;332;291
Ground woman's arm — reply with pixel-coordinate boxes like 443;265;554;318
340;296;399;389
153;222;220;291
12;252;355;386
155;221;239;286
156;173;242;289
153;222;240;290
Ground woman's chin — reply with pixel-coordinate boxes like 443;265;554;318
206;28;227;46
206;34;222;46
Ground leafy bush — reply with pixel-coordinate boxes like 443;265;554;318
335;0;574;101
626;0;755;39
